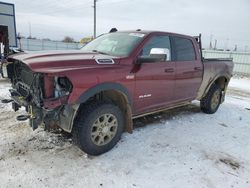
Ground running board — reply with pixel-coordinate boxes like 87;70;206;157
132;102;191;119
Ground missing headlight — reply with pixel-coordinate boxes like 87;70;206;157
54;77;72;98
58;77;72;91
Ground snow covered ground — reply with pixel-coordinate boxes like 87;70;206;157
0;78;249;188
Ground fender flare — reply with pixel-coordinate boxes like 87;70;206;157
77;82;132;105
202;73;231;98
59;82;133;133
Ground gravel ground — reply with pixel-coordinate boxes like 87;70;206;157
0;78;250;188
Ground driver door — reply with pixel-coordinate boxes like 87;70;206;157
134;35;176;115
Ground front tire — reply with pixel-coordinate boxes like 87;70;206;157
200;84;222;114
72;101;124;156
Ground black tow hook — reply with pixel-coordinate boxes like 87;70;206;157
16;115;30;121
1;99;13;103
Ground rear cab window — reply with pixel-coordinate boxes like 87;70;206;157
172;36;196;61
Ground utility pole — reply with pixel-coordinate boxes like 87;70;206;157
28;22;32;38
93;0;97;38
224;38;229;51
214;39;217;50
209;34;213;49
234;44;237;52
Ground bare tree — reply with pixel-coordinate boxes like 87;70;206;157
62;36;75;43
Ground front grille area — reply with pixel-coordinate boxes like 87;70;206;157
20;67;34;86
9;61;43;107
16;82;30;97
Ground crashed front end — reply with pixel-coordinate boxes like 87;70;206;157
1;59;75;131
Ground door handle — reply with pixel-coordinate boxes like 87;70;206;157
165;68;174;73
194;67;202;71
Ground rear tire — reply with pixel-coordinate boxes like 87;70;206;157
200;84;222;114
72;101;124;156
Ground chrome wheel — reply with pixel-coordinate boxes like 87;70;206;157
91;113;118;146
211;90;220;110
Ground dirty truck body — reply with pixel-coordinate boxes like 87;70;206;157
1;31;234;155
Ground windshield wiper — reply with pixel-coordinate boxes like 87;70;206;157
92;50;110;55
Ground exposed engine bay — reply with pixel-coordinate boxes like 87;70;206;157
1;60;73;131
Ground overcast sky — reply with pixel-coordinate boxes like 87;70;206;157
4;0;250;50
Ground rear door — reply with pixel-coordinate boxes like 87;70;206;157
134;35;176;114
172;36;203;102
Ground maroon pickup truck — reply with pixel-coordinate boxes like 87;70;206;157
1;30;234;155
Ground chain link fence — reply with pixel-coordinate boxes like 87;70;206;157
18;38;83;51
16;39;250;75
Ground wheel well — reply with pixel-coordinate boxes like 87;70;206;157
214;77;228;91
81;89;133;133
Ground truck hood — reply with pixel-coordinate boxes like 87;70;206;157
8;50;121;73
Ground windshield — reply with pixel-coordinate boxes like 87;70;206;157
80;32;145;57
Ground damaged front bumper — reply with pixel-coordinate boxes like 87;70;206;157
1;59;77;132
2;87;78;133
7;96;79;133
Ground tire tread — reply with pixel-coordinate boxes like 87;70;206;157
201;84;221;114
72;100;124;155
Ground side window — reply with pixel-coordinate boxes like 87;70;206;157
173;37;196;61
141;35;171;61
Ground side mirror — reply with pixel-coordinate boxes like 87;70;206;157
136;48;170;64
150;48;170;61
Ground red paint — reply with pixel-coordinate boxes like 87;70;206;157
8;31;233;115
43;76;54;98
